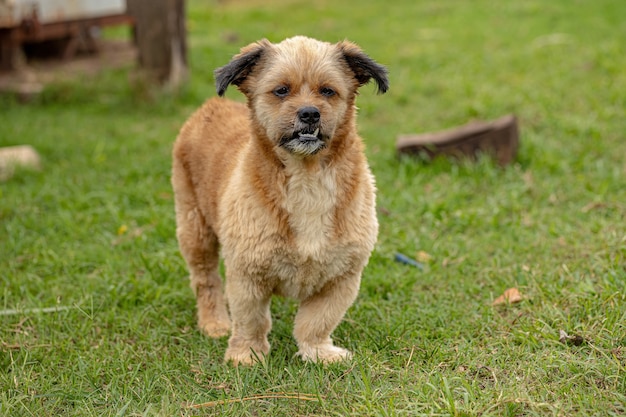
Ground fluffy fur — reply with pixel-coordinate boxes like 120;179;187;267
171;36;388;365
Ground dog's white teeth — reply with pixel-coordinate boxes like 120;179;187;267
313;128;319;136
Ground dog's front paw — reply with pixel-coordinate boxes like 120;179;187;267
297;343;353;364
224;347;268;366
224;351;261;366
224;337;270;366
198;319;231;338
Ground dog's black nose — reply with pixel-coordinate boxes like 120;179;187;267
298;106;320;125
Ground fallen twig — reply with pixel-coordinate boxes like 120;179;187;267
186;392;322;409
0;306;74;316
2;342;51;350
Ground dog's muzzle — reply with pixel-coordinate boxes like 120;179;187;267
279;106;326;156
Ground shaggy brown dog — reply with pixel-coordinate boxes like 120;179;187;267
172;36;388;365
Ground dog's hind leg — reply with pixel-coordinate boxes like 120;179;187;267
172;160;231;338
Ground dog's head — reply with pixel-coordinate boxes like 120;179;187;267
214;36;389;157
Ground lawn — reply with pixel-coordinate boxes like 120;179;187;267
1;0;625;415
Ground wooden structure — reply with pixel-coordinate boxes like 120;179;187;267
0;0;133;71
127;0;187;87
0;0;187;89
396;115;520;166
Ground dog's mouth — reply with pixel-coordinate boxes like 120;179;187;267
279;127;326;156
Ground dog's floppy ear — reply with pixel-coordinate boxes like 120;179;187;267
338;41;389;94
214;39;271;96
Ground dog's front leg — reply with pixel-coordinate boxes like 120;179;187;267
224;276;272;365
293;272;361;363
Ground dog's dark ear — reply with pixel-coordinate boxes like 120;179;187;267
214;40;271;96
338;41;389;94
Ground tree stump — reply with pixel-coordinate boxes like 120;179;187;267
127;0;188;88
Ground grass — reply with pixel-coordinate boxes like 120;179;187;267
1;0;625;415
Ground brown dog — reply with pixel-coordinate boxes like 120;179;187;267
172;36;388;365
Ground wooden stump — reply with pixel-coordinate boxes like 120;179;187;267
127;0;188;88
396;115;520;166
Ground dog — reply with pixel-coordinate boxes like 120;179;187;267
171;36;388;365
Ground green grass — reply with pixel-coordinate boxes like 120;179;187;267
1;0;625;415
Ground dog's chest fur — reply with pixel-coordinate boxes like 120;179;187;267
282;160;337;258
218;147;371;299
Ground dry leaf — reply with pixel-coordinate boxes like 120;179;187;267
581;201;607;213
416;250;433;263
492;287;523;306
559;330;585;346
442;256;466;267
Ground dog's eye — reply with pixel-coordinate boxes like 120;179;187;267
320;87;336;97
273;86;290;97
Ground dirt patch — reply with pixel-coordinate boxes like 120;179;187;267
0;39;136;99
